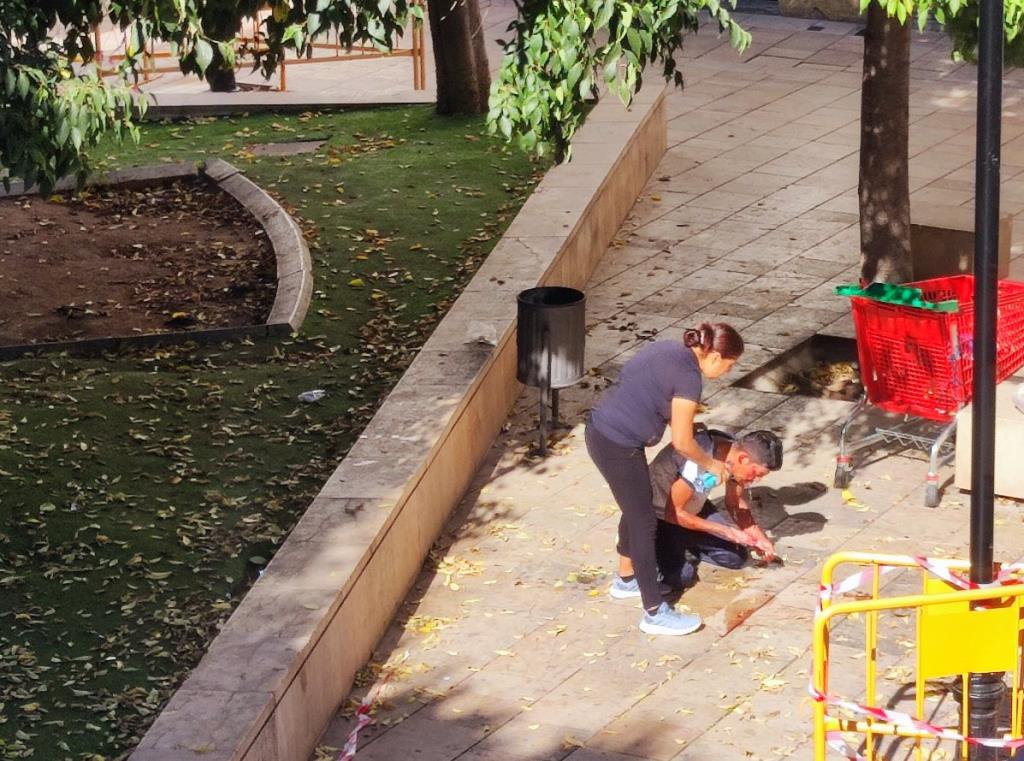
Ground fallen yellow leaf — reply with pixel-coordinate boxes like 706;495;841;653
841;489;869;511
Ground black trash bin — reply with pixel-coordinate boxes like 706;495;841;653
516;286;586;453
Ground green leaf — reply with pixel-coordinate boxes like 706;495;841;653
194;39;214;73
217;41;236;68
728;21;748;51
594;0;615;29
498;114;512;139
917;7;929;31
127;23;141;57
603;54;620;83
626;28;642;53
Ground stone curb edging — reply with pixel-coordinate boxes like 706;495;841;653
0;160;311;360
0;162;200;196
142;93;436;120
202;159;313;330
129;84;668;761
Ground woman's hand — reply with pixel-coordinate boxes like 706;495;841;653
707;459;730;484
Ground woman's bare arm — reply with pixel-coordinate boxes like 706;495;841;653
670;398;727;481
670;398;714;466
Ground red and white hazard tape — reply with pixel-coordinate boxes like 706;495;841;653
337;701;374;761
337;675;395;761
911;555;1024;591
816;556;1024;617
814;556;1024;758
817;565;898;610
825;731;863;760
811;685;1024;755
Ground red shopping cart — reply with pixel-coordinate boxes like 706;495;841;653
834;275;1024;506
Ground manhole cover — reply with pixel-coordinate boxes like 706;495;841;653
732;334;862;401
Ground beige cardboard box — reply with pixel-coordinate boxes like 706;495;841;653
911;205;1012;282
955;375;1024;499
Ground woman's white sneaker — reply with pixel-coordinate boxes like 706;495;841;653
639;602;702;636
608;575;641;599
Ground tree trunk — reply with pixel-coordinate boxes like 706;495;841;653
427;0;490;114
206;5;240;93
859;1;912;284
208;65;237;92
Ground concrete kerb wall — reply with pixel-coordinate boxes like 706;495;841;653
143;95;435;120
0;160;311;360
129;85;668;761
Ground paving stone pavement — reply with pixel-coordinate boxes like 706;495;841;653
311;14;1024;761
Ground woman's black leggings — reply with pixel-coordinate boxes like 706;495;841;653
584;422;661;611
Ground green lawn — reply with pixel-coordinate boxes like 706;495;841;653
0;106;544;760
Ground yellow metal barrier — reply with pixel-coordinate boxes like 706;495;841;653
813;552;1024;760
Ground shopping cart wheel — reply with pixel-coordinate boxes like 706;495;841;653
925;483;940;508
834;463;851;490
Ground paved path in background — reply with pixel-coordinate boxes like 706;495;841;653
126;0;516;105
312;15;1024;761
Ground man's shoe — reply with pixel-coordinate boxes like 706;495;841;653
608;575;641;599
639;602;702;636
677;560;698;591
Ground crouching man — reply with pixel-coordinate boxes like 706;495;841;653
610;428;783;598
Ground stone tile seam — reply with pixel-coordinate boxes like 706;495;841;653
634;158;854;249
671;69;858;136
650;568;828;752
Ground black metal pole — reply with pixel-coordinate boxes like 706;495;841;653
972;0;1001;586
968;0;1004;757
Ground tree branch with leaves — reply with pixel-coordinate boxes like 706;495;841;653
486;0;750;160
7;0;1024;205
0;0;416;192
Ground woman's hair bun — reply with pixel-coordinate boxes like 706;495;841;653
683;322;744;359
682;324;712;349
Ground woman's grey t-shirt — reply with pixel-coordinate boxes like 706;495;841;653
589;340;703;448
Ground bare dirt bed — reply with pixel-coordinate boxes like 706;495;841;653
0;177;276;346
